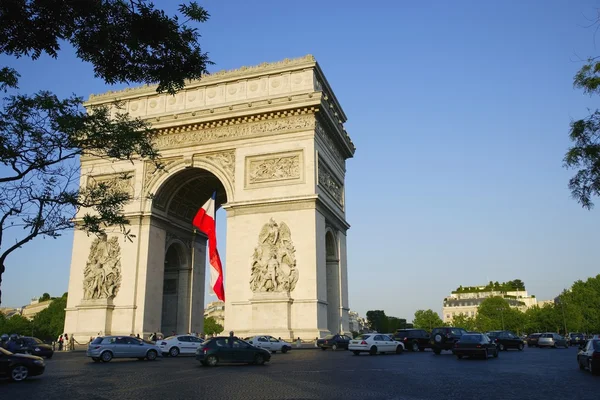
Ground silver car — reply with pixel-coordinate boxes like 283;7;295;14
87;336;161;362
537;333;569;348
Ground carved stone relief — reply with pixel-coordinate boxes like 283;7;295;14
250;219;298;293
143;157;182;193
153;114;315;150
315;120;345;168
195;150;236;185
247;151;301;185
83;234;122;300
318;159;344;207
87;172;134;197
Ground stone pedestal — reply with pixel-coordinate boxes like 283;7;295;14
70;299;115;340
249;292;293;339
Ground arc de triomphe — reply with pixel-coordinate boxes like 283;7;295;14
64;55;355;341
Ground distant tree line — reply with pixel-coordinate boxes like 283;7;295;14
0;293;67;341
365;310;413;333
453;279;526;294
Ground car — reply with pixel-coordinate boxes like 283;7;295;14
86;336;161;362
568;333;586;346
538;333;569;349
12;336;54;359
393;329;430;352
0;347;46;382
245;335;291;353
316;334;352;351
196;336;271;366
348;334;404;355
452;333;499;360
577;339;600;375
486;330;524;351
430;327;468;354
526;333;541;347
157;335;204;357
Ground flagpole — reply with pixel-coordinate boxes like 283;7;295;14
188;228;196;334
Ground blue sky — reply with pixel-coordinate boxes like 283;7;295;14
1;0;599;323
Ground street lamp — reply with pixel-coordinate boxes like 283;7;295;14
496;307;505;330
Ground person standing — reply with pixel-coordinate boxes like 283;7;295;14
58;334;64;351
69;334;75;351
63;334;69;351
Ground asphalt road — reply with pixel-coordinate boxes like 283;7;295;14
1;346;598;400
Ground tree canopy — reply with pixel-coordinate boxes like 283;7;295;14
412;309;444;331
0;1;212;304
203;317;223;336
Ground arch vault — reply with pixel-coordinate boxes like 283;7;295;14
64;55;355;340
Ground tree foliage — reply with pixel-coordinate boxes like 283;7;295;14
366;310;389;333
565;53;600;209
203;317;223;336
0;314;31;336
412;309;444;331
0;1;212;304
31;293;67;341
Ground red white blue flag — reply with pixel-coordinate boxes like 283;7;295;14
192;192;225;301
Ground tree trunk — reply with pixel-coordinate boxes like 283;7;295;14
0;263;4;305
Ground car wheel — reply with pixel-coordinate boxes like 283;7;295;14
456;354;463;359
353;350;360;356
396;345;403;355
369;346;377;356
433;348;441;355
147;350;158;361
331;344;338;351
518;343;524;351
169;347;180;357
434;334;442;343
498;344;505;351
411;342;419;352
92;357;101;363
10;365;29;382
321;347;326;351
101;351;113;362
206;355;218;367
281;346;289;354
254;354;266;365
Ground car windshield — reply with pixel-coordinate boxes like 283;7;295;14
487;332;500;337
324;335;335;339
91;337;103;345
164;336;177;341
460;334;483;342
396;331;408;336
354;335;371;340
540;334;553;338
570;333;584;338
529;334;541;338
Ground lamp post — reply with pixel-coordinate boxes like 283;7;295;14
496;307;505;330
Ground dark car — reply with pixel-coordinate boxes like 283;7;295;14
195;336;271;367
316;334;352;351
452;333;498;360
393;329;430;352
14;336;54;359
486;330;524;351
577;339;600;375
430;327;467;354
526;333;541;347
0;347;46;382
569;333;586;346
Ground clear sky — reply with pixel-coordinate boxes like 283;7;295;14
1;0;599;323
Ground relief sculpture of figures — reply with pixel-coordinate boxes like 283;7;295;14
83;233;122;300
250;219;298;293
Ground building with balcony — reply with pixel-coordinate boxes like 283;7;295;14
204;301;225;327
442;282;538;323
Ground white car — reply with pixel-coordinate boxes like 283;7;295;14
157;335;204;357
245;335;292;353
348;334;404;355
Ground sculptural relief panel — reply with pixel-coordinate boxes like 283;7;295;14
194;150;236;185
83;234;122;301
250;219;298;294
87;172;135;197
245;150;303;188
315;120;345;169
318;159;344;207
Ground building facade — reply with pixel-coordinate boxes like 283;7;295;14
348;311;367;334
442;287;538;324
204;301;225;327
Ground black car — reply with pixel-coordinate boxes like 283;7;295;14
393;329;430;352
569;333;586;346
577;339;600;375
0;347;46;382
430;327;467;354
526;333;541;347
14;336;54;359
486;330;524;351
452;333;499;360
316;334;352;351
195;336;271;367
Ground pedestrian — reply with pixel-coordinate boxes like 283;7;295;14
63;333;69;351
296;337;301;348
150;332;156;342
58;334;64;351
136;333;140;339
69;334;75;351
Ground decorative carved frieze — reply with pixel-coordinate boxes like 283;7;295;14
143;157;182;193
318;159;344;207
245;150;303;187
315;120;345;168
83;234;122;300
154;114;315;150
87;172;135;197
195;150;236;185
250;219;298;293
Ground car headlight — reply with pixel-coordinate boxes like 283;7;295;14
33;360;45;366
34;347;41;352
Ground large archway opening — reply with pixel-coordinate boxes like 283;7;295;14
152;167;228;336
325;230;341;334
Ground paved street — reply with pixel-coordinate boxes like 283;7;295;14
1;346;598;399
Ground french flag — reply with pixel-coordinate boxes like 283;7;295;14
192;192;225;301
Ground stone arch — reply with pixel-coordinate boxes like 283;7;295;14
161;241;188;335
325;228;341;334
